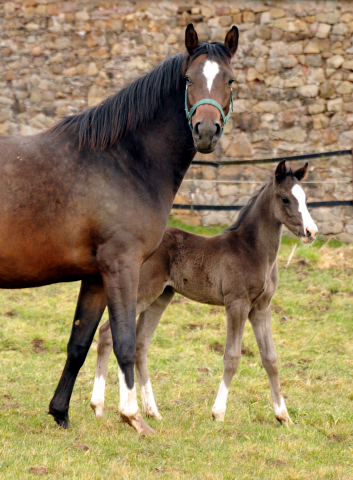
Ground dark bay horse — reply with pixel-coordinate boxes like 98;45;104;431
90;161;318;426
0;24;239;434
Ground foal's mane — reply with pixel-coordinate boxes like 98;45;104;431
225;168;298;232
48;41;232;151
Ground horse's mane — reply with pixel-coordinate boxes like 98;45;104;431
48;41;232;151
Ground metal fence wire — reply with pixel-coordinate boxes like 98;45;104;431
172;149;353;211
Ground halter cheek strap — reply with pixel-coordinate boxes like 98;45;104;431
185;87;233;134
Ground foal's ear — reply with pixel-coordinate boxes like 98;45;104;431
224;26;239;56
294;162;309;182
185;24;199;56
275;160;287;183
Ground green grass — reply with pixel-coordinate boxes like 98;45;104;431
1;221;353;479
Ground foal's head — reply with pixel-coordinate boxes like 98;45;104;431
184;24;239;153
273;161;318;243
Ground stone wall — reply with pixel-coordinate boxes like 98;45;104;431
0;0;353;240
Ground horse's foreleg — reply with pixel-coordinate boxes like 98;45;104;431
100;257;154;435
212;300;249;421
49;280;106;428
136;287;175;419
90;319;112;418
249;305;292;427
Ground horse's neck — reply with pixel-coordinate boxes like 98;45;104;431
238;184;282;265
137;88;196;200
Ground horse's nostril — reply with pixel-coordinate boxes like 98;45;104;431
214;122;221;138
306;229;312;238
194;122;201;138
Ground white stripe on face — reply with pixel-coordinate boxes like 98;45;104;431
203;60;219;92
291;184;318;236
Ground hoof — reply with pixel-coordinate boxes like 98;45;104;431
48;407;71;429
91;403;104;419
120;412;155;435
212;411;225;422
144;408;163;420
276;414;293;427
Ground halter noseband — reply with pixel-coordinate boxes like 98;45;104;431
185;86;233;134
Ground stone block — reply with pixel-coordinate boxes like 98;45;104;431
327;54;345;69
296;85;319;97
316;23;331;38
327;98;343;112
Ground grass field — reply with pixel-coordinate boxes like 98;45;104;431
1;218;353;479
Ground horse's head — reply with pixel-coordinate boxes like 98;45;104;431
184;24;239;153
273;161;318;243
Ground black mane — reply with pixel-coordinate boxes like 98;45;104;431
225;185;266;232
48;41;232;151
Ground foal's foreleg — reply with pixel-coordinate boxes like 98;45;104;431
249;305;292;427
136;287;175;419
49;280;106;428
212;300;249;421
90;319;112;418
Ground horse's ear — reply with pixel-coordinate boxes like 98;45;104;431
185;24;199;56
224;26;239;56
275;160;287;183
294;162;309;181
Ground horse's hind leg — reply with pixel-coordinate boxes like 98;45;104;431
249;304;293;427
212;300;249;421
49;279;106;428
90;319;112;418
136;287;175;419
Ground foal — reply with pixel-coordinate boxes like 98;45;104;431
90;161;317;425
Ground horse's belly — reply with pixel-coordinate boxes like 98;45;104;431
0;237;98;288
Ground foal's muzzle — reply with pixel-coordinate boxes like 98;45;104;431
300;226;317;244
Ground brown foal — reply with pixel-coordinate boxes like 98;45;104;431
90;161;318;426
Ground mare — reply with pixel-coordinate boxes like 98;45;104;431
0;24;239;434
90;161;318;426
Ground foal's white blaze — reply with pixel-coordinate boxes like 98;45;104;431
291;184;318;240
203;60;220;92
140;380;162;418
212;379;229;421
118;366;139;416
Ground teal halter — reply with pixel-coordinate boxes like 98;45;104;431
185;86;233;134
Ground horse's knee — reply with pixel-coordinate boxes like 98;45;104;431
262;352;278;373
223;352;241;373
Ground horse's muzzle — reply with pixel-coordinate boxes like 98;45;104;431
193;120;222;153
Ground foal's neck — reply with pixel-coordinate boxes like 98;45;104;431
238;182;282;265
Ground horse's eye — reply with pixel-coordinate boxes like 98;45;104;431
281;197;290;205
228;78;235;86
185;76;192;85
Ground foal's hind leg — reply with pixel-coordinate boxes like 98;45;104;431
136;287;175;419
249;304;293;427
90;319;112;418
49;280;106;428
212;300;249;421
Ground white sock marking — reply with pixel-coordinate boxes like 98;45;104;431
212;379;229;420
140;380;160;417
291;184;318;235
203;60;219;92
118;366;139;416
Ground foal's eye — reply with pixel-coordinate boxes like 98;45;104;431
228;77;235;87
185;76;192;85
281;197;290;205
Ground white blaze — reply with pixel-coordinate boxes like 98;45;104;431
203;60;219;92
291;184;318;235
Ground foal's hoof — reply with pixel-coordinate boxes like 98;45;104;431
120;412;155;435
212;411;225;422
90;402;105;419
276;414;293;428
